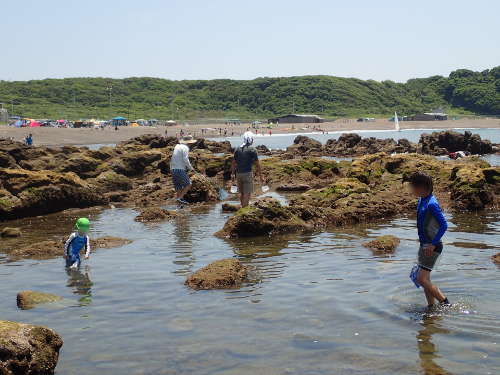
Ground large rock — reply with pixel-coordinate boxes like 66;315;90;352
0;320;63;375
449;165;494;210
191;138;232;153
184;174;219;203
363;235;400;254
57;154;102;178
286;135;323;155
94;171;133;191
419;130;493;155
110;150;163;177
119;134;177;149
185;259;248;290
16;291;62;310
0;169;107;220
324;133;416;156
215;197;312;238
134;207;176;222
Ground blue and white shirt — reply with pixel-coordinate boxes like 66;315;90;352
416;194;448;245
64;232;90;259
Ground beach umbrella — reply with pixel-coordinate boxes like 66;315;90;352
57;119;65;123
29;121;41;127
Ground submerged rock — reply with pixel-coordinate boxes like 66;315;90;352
363;235;400;253
215;197;312;238
134;207;176;222
185;259;248;290
16;291;62;310
90;236;133;249
0;320;63;375
1;227;21;237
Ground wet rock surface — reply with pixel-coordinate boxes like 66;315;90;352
184;174;219;203
276;184;311;192
0;320;63;375
363;235;400;253
16;291;62;310
492;253;500;265
135;207;177;222
185;259;249;290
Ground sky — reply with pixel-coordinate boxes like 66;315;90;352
1;0;499;82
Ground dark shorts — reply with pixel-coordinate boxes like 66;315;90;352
172;169;191;191
418;242;443;271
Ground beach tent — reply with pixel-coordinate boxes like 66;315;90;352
12;120;23;127
130;122;139;127
29;121;41;127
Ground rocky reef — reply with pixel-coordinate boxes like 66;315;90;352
185;259;249;290
16;291;62;310
419;130;493;155
219;152;499;238
0;320;63;375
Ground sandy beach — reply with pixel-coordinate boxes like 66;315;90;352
1;117;498;146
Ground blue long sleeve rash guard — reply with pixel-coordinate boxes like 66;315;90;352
417;194;448;245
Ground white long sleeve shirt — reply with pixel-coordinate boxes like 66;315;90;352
170;144;193;171
64;232;91;258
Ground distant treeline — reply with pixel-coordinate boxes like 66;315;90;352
0;66;498;120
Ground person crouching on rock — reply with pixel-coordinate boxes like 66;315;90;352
64;218;91;269
408;172;450;309
231;131;264;207
170;135;197;206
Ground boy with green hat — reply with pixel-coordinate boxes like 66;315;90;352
64;218;91;269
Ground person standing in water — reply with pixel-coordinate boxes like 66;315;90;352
170;135;197;206
25;133;33;146
408;172;450;309
231;131;263;207
64;218;91;269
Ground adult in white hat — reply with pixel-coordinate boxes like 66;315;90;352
170;135;197;205
231;131;264;207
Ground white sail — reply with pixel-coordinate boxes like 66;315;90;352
394;111;400;132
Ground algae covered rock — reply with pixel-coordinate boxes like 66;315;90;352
185;259;248;290
184;173;219;203
0;320;63;375
276;184;311;192
449;165;493;210
363;235;400;253
16;291;62;310
215;197;311;238
135;207;176;222
94;171;133;191
1;227;21;237
90;236;133;249
0;168;107;220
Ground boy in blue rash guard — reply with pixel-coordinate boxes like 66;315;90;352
408;172;450;309
64;218;91;269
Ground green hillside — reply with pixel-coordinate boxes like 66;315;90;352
0;67;498;120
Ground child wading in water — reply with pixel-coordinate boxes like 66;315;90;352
64;218;91;269
409;172;450;309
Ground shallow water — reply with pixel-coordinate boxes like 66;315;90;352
1;200;499;374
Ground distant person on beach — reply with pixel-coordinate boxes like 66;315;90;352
64;218;91;269
25;133;33;146
408;172;450;309
170;135;197;206
231;131;263;207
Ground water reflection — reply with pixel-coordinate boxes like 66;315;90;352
417;315;453;375
171;212;195;275
66;265;93;306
